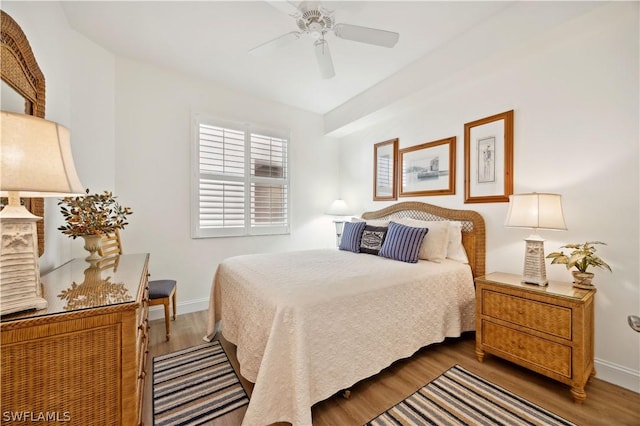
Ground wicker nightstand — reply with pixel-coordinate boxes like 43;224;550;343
475;272;596;403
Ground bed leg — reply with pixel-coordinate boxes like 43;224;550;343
341;389;351;399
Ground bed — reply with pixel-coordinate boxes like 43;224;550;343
205;201;485;426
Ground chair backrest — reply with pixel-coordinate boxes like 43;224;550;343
99;229;123;257
97;253;120;272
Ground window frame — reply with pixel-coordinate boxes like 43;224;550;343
191;113;290;238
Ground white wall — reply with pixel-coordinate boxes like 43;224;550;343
2;1;116;271
113;58;339;313
334;3;639;391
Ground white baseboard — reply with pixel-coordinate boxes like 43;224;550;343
594;357;640;393
148;297;209;321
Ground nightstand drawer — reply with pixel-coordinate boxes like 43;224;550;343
482;321;572;378
482;290;572;339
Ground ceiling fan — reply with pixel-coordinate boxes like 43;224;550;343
249;1;400;79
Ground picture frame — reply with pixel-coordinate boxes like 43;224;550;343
373;138;398;201
399;136;456;197
464;110;514;203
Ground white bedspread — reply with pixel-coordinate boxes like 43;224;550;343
206;249;475;426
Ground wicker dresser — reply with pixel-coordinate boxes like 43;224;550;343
475;272;595;403
1;253;150;425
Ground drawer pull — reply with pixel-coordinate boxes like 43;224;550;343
138;371;146;380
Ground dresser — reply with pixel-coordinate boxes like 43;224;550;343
475;272;595;403
1;253;150;425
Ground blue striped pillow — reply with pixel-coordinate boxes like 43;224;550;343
379;221;429;263
339;221;366;253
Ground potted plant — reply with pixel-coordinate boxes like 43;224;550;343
546;241;612;288
58;189;133;261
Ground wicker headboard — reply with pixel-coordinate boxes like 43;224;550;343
361;201;486;278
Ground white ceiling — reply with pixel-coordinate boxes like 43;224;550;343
61;1;514;115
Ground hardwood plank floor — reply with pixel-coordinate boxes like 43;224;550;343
143;311;640;425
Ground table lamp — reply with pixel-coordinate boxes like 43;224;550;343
326;199;353;246
1;111;85;315
505;193;567;286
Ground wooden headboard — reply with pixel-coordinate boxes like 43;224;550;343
361;201;486;278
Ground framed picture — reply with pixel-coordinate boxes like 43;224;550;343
464;110;514;203
399;136;456;197
373;138;398;200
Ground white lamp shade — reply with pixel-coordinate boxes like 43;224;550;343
326;199;352;216
505;193;567;230
1;111;84;197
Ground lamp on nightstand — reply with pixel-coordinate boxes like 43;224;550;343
326;199;353;246
505;193;567;286
1;111;85;315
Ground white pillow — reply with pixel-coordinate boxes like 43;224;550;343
352;217;390;227
447;221;469;264
396;218;449;262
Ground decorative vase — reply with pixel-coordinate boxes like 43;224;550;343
81;234;103;263
572;271;595;289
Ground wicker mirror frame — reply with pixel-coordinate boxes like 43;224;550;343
1;10;47;256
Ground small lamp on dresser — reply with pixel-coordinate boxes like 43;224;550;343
326;199;353;246
0;111;85;315
505;192;567;286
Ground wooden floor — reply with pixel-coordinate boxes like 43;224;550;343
143;311;640;426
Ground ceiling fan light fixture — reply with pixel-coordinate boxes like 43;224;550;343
307;21;324;39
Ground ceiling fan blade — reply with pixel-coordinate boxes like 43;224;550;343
265;0;302;18
333;23;399;48
314;39;335;79
249;31;301;56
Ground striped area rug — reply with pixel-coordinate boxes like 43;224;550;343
153;341;249;426
366;365;575;426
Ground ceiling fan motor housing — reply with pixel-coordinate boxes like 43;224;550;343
296;8;334;39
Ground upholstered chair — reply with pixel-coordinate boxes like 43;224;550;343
99;230;177;340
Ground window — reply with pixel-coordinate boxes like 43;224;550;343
192;115;289;238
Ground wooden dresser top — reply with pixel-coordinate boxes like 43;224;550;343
1;253;149;325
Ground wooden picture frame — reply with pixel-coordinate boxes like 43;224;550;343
464;110;514;203
373;138;398;201
399;136;456;197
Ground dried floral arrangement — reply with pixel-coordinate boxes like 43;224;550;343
58;189;133;238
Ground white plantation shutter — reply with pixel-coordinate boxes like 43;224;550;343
192;116;290;237
250;132;288;230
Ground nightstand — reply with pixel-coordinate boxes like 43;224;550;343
475;272;596;403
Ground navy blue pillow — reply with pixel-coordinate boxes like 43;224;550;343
339;221;366;253
359;225;388;255
379;221;429;263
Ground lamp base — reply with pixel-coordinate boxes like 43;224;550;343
0;207;47;316
521;235;548;286
333;220;345;247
